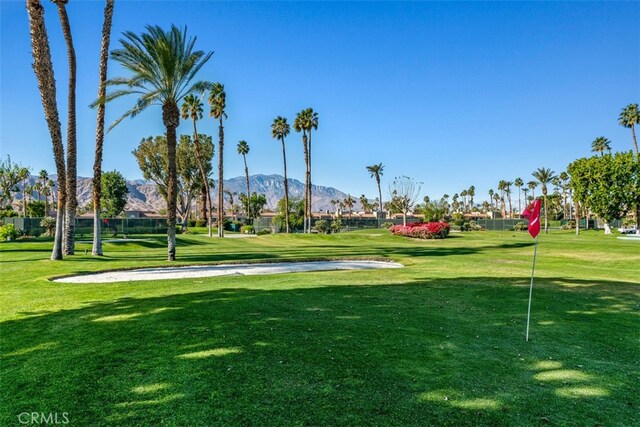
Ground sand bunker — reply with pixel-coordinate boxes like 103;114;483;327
54;260;403;284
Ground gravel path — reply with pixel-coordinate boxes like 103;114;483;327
54;260;403;284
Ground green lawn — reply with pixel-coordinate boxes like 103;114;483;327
1;230;638;426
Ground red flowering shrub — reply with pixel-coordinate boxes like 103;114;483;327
389;222;450;239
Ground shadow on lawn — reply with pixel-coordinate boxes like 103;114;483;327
1;276;638;426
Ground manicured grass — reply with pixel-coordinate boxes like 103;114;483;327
1;230;638;426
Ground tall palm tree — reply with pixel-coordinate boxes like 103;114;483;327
305;109;318;232
460;189;468;212
19;167;30;217
497;180;508;218
91;0;114;256
38;169;49;215
293;109;311;232
527;180;538;199
53;0;77;255
208;82;227;238
488;189;495;211
504;181;513;218
514;177;523;214
591;136;611;156
618;103;639;155
237;140;250;217
366;163;384;219
96;25;212;260
272;116;291;233
532;167;557;234
467;185;475;211
181;93;213;237
26;0;66;260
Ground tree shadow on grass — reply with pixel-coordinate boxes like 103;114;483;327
1;276;638;426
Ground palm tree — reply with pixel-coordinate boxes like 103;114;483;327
293;109;311;232
532;167;557;234
91;0;114;256
527;180;538;199
618;103;639;155
460;189;468;212
305;109;318;232
53;0;77;255
488;189;495;211
237;140;250;217
208;82;227;238
591;136;611;156
514;177;523;214
272;116;291;233
181;93;213;237
467;185;475;211
344;194;355;228
38;169;49;213
366;163;384;220
504;181;513;218
26;0;66;260
497;180;508;218
19;167;30;217
97;25;212;260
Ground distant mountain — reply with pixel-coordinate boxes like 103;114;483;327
20;174;362;213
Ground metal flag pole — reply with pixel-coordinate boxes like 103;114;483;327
525;235;539;342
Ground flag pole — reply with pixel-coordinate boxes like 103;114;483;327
525;235;539;342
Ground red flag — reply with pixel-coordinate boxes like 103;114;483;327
522;199;541;238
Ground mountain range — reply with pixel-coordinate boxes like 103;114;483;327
23;174;365;213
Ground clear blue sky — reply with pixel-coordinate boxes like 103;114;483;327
1;1;639;203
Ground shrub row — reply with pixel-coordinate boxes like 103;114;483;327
389;222;451;239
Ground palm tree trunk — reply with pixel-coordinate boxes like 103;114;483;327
281;139;290;233
543;193;549;233
307;130;313;232
301;132;309;233
54;0;77;255
217;119;224;237
26;0;66;260
376;177;383;221
191;120;212;237
631;124;638;155
163;101;179;261
243;154;250;219
92;0;114;256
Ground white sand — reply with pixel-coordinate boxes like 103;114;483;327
54;260;404;284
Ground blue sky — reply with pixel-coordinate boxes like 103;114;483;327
1;1;638;203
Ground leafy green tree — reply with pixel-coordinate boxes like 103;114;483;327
237;141;251;217
591;136;612;156
314;219;330;234
366;163;384;218
618;103;639;155
98;25;212;261
238;192;267;219
273;197;303;232
27;201;45;217
420;199;447;222
208;82;227;237
133;135;213;229
0;156;24;208
101;170;129;218
568;152;639;234
532;167;557;233
272;116;291;233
